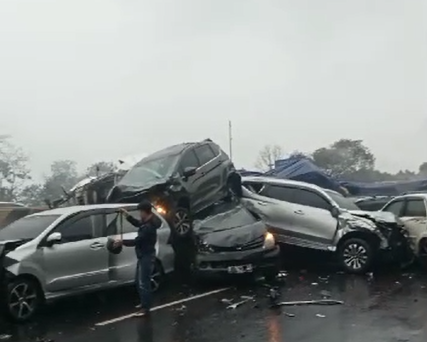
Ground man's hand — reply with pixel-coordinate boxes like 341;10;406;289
113;239;123;248
118;208;129;217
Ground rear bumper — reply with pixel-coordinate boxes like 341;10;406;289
194;245;280;276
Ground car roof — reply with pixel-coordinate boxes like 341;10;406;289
242;176;324;192
390;193;427;201
29;204;137;217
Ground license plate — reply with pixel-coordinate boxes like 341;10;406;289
227;264;253;274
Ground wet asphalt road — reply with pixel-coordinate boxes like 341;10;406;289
1;254;427;342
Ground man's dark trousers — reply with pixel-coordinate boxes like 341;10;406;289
136;253;155;313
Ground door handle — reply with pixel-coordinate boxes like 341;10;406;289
90;242;104;249
294;210;304;215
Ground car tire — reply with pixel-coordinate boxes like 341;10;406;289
4;277;43;323
172;207;193;238
337;238;374;274
151;260;165;293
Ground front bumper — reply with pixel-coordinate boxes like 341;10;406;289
194;245;280;276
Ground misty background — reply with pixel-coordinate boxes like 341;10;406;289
0;0;426;181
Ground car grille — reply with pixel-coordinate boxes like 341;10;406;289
211;236;264;252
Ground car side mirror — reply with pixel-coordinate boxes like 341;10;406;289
330;206;340;218
182;167;197;179
46;232;62;246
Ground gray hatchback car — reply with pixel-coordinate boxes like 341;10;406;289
0;204;174;322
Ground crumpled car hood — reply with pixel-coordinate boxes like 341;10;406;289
198;222;265;248
194;204;266;248
349;210;398;224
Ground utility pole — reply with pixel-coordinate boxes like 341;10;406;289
228;120;233;160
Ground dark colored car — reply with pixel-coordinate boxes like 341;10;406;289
193;202;280;280
354;196;395;212
106;139;241;237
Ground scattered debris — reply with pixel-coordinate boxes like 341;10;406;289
320;290;332;298
221;298;233;305
268;287;281;304
226;296;255;309
316;314;326;318
284;312;295;317
271;299;343;307
0;335;11;340
318;276;329;281
311;282;318;286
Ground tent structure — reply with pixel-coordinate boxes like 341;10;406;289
340;179;427;196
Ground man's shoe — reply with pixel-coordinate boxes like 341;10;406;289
134;310;150;317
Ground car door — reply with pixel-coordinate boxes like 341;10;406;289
288;188;338;248
178;148;203;211
105;209;139;283
42;212;109;293
241;182;297;244
192;143;222;211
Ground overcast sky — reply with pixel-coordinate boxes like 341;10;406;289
0;0;426;178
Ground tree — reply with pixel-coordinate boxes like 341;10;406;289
312;139;375;178
255;144;284;170
419;162;427;176
18;184;45;206
0;137;31;201
85;161;116;177
42;160;79;200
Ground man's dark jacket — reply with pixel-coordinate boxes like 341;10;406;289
122;214;161;258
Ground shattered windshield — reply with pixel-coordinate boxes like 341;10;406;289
325;190;360;210
0;215;60;241
119;155;179;187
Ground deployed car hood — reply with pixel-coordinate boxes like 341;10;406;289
194;204;265;248
348;210;399;224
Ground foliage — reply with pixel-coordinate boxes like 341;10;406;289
42;160;80;201
255;144;284;170
0;137;31;201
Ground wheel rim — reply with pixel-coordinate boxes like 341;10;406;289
174;210;191;236
151;265;162;292
8;283;38;320
343;243;368;270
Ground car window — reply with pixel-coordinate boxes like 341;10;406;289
208;143;221;156
194;144;216;165
180;149;200;170
292;189;331;210
105;211;139;236
382;200;404;216
263;186;295;202
404;199;426;217
0;215;60;241
56;214;103;243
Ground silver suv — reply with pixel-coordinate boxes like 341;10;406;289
0;204;174;322
241;176;400;274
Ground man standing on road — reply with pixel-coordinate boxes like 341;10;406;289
113;200;161;317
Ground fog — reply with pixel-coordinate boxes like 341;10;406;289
0;0;425;177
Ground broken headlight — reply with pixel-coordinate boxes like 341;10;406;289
197;240;214;254
263;232;276;249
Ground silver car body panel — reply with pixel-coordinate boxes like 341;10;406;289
3;204;174;301
241;176;388;252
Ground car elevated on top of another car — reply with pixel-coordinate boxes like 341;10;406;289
0;204;175;322
240;176;411;274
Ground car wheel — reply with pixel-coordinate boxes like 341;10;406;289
173;207;192;238
338;238;374;274
151;260;164;293
5;278;42;322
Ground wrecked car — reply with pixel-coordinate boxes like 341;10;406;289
0;204;174;322
241;176;412;274
106;139;241;238
380;193;427;261
193;202;280;280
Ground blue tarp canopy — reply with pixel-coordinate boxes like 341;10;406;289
340;179;427;196
238;158;427;196
265;157;345;194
